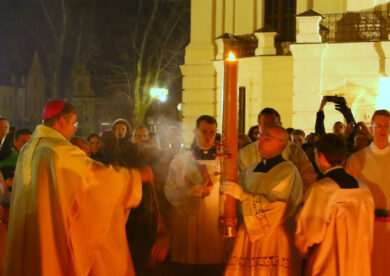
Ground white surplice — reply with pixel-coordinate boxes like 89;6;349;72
238;141;316;192
4;125;142;276
346;143;390;276
164;149;232;264
225;161;303;276
295;177;374;276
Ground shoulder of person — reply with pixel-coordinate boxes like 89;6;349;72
280;159;299;173
303;178;337;204
313;177;339;192
347;146;369;162
287;141;305;155
50;140;87;159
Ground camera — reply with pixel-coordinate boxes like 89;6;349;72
325;95;346;105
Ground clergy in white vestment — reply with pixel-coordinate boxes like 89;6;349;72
164;115;232;276
221;125;303;276
238;108;316;193
4;101;152;276
296;134;374;276
345;109;390;276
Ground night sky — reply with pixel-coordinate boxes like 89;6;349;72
0;0;190;120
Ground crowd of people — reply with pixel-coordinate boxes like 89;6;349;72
0;96;388;275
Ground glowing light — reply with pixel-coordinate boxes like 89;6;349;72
160;94;167;102
226;51;237;61
150;88;168;102
377;77;390;110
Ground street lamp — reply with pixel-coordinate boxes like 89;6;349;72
150;88;168;133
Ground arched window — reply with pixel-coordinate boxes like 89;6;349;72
265;0;296;42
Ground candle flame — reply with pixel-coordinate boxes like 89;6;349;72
226;51;237;61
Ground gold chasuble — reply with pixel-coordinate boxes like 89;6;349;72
4;125;142;276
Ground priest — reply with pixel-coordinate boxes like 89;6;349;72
346;109;390;276
238;108;316;193
221;125;302;275
4;101;152;276
295;134;374;275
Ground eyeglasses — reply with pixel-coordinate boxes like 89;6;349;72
372;124;389;130
259;133;285;142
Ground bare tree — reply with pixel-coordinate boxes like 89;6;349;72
98;0;190;124
7;0;98;99
33;0;68;99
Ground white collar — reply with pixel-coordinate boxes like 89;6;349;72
370;142;390;155
0;136;4;148
323;166;343;175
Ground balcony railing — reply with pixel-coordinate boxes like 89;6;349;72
321;11;390;42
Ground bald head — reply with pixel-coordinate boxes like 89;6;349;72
258;125;288;158
267;125;288;141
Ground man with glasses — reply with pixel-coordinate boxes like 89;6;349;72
346;109;390;276
221;125;303;275
4;100;152;276
238;108;316;192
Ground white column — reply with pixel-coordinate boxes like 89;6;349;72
290;43;328;132
296;11;323;43
181;0;217;146
255;32;277;55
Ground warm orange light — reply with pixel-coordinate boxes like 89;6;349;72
226;51;237;61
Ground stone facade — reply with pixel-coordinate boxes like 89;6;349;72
0;51;45;130
0;54;132;136
181;0;390;144
69;74;133;137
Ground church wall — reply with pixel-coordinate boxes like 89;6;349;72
181;61;217;146
0;86;19;119
234;0;256;34
182;0;390;144
212;55;293;133
224;0;235;33
291;41;390;134
181;0;217;146
312;0;346;14
239;56;294;129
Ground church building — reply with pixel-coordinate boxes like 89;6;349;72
181;0;390;144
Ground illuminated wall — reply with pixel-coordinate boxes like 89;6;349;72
182;0;390;145
291;42;390;134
